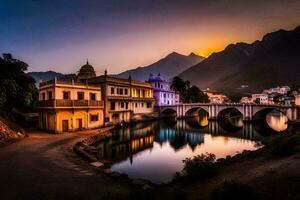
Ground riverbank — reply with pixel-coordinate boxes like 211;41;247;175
156;132;300;200
73;124;300;200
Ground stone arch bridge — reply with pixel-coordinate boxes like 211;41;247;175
158;103;300;121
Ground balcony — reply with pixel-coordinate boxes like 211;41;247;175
38;99;103;108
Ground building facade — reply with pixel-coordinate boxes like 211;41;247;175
89;73;155;125
148;73;179;106
37;78;104;133
251;93;269;104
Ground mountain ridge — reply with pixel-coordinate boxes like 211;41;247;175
116;52;205;81
179;25;300;93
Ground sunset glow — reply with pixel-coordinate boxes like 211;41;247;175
1;0;299;74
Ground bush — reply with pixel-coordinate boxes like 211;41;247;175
177;153;216;180
210;179;256;200
267;133;300;156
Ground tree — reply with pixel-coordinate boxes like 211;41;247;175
0;53;37;113
171;76;187;102
187;85;209;103
171;77;208;103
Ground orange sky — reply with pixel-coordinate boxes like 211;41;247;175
1;0;299;74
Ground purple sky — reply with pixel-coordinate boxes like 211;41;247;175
1;0;299;74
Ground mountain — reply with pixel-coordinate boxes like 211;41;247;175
117;52;205;81
27;71;76;85
179;26;300;93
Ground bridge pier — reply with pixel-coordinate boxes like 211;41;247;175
208;105;218;120
243;104;253;122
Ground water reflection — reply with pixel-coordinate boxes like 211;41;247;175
93;111;289;183
266;111;288;132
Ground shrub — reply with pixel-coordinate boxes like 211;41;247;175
210;179;256;200
178;153;216;180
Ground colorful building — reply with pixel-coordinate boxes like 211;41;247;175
37;78;104;133
89;72;155;125
148;73;179;106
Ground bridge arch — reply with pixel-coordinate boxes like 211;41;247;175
161;108;177;117
217;107;244;119
252;107;285;120
185;107;209;117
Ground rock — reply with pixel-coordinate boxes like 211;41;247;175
90;161;104;168
142;184;153;190
104;168;113;174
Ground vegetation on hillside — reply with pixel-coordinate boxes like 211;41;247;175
0;53;37;116
171;76;209;103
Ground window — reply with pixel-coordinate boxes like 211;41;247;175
42;93;46;100
142;90;145;97
135;103;138;107
47;91;52;100
77;92;84;100
90;93;96;100
147;102;151;108
125;102;129;109
120;88;123;95
137;89;140;97
121;102;124;108
111;87;115;95
141;102;144;107
63;91;70;100
116;88;119;94
110;102;115;110
125;88;128;95
163;93;166;98
90;114;99;122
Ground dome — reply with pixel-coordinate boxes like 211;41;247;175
77;60;96;81
148;73;167;83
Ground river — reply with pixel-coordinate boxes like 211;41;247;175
93;111;288;183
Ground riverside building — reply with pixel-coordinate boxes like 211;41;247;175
148;73;180;106
89;72;155;125
37;78;104;133
38;62;155;132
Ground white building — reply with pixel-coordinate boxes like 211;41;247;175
251;93;269;104
148;73;180;106
263;86;291;95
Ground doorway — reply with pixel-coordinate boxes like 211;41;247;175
62;120;69;132
76;118;83;130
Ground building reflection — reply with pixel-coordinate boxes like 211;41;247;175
94;112;288;165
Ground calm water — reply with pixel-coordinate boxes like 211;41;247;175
94;112;288;183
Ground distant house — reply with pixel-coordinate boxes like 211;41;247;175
263;86;291;95
148;73;179;106
206;92;228;104
295;95;300;106
251;93;268;104
240;96;251;103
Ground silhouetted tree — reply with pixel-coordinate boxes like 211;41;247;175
171;76;187;102
171;76;208;103
187;85;209;103
0;53;37;113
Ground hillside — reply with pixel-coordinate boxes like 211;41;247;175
117;52;205;81
0;117;25;145
28;71;76;85
179;26;300;93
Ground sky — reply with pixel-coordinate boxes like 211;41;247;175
0;0;299;74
